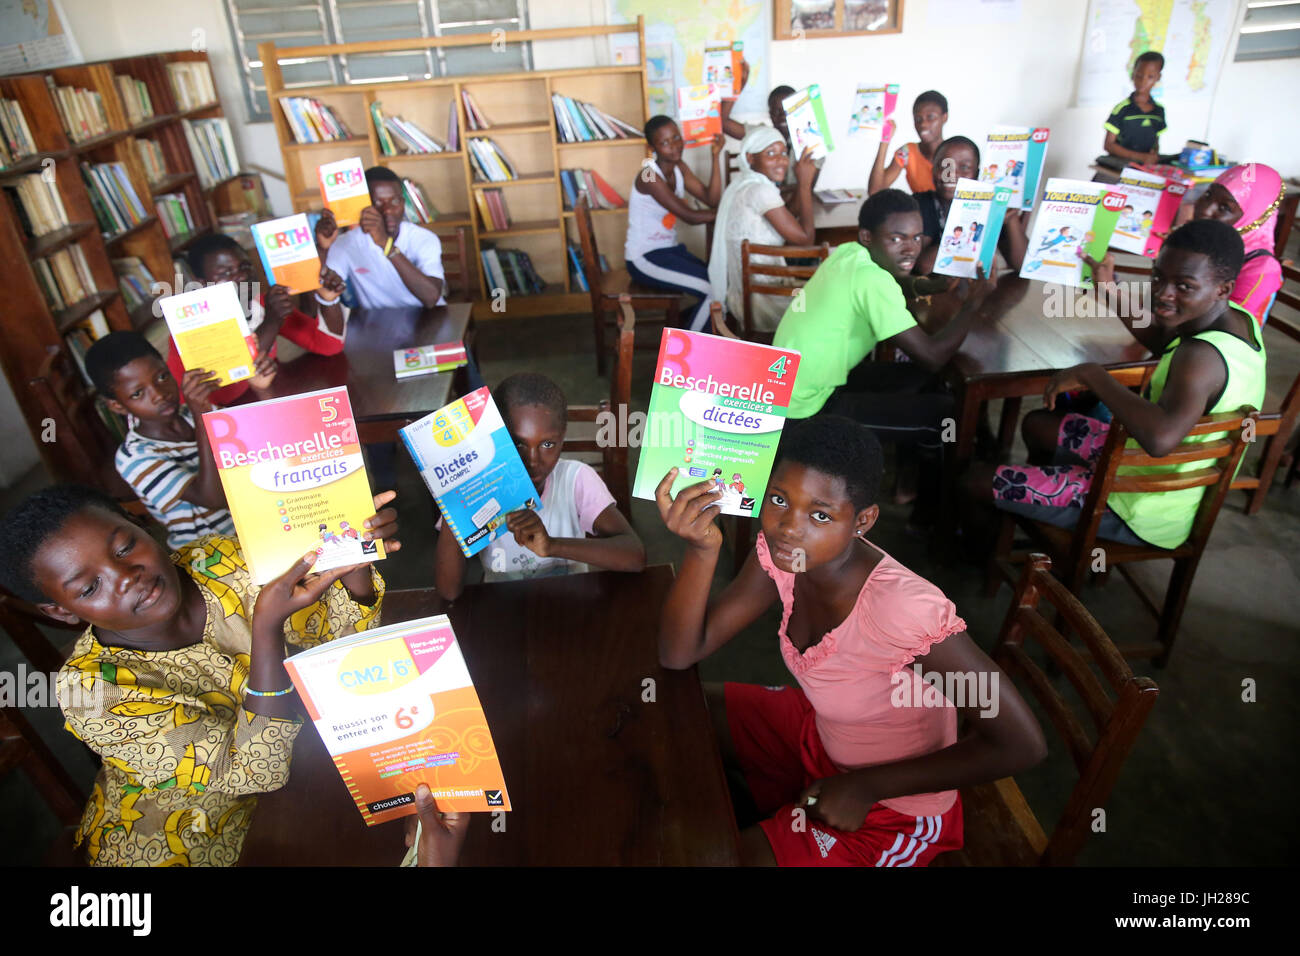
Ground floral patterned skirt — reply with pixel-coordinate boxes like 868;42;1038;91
992;413;1109;508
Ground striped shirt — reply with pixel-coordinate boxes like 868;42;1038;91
115;406;235;550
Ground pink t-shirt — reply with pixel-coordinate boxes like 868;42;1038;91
1233;252;1283;327
755;531;965;816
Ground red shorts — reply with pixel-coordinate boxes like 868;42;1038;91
725;681;963;867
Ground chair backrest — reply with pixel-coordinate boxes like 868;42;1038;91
435;225;473;302
573;192;606;315
709;301;738;339
0;703;86;828
993;554;1159;865
0;590;82;674
721;150;742;189
565;294;636;515
739;239;830;338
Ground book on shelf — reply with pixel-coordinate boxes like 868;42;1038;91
474;187;512;231
1020;178;1124;289
167;61;217;111
550;93;638;143
317;156;369;227
154;191;197;240
370;103;445;155
63;308;112;386
466;138;518;182
393;341;468;380
479;247;545;297
675;85;721;148
4;172;70;239
159;280;256;388
446;103;459;151
461;90;490;130
111;256;158;310
279;97;353;144
81;161;148;235
566;242;589;292
115;74;155;125
0;98;38;167
401;178;437;224
252;212;321;294
45;78;110;143
135;138;167;185
283;613;510;825
182;117;239;189
33;244;98;312
560;168;626;210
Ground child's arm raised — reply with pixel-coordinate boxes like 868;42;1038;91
176;369;229;511
433;516;470;601
885;261;998;372
655;470;779;669
504;503;645;573
867;119;904;195
798;631;1047;833
761;146;818;246
719;61;749;141
1083;252;1170;354
681;134;725;208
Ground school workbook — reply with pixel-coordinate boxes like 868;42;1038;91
1020;178;1125;289
400;386;538;557
251;212;320;294
1108;166;1188;257
981;126;1050;210
676;83;721;147
317;156;369;227
284;614;509;826
933;178;1012;279
393;341;468;380
783;85;833;160
847;83;898;137
632;329;801;518
201;386;384;584
159;281;256;388
702;41;743;98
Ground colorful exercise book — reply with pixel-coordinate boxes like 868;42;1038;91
980;126;1050;210
393;342;468;380
317;156;370;227
783;84;834;161
1108;166;1188;258
1020;178;1125;289
847;83;899;137
702;41;744;97
676;83;721;148
400;386;539;558
201;386;385;585
632;329;801;518
159;281;256;388
251;212;321;295
933;179;1013;279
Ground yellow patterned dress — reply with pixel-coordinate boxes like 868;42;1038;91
54;535;384;866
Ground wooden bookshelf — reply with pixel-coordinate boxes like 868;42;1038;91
261;19;651;320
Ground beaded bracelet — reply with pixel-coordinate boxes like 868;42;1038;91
245;685;295;698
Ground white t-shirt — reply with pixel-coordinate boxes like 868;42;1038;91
326;220;445;309
723;177;791;331
625;160;683;261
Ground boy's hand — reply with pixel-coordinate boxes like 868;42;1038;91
404;783;470;866
249;351;278;390
1080;251;1116;287
314;208;339;252
881;117;896;145
360;205;391;249
265;284;294;325
318;266;345;301
505;509;551;557
1044;363;1098;409
710;132;725;157
794;146;817;184
254;551;352;631
798;774;874;833
361;490;401;553
180;368;220;414
655;469;723;552
1143;150;1159;166
963;260;998;309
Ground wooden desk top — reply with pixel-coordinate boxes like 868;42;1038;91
264;303;474;423
239;566;741;867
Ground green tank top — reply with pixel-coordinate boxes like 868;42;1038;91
1108;302;1266;550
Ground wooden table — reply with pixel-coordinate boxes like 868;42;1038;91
239;566;741;866
263;303;476;440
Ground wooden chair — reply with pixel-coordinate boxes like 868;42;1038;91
0;590;83;674
0;702;86;829
737;239;830;342
565;294;636;516
573;192;682;375
988;405;1258;666
434;224;473;303
939;554;1159;866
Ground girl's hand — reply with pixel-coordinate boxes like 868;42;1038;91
881;117;896;145
362;489;400;553
1044;363;1096;410
180;368;220;414
710;132;725;157
314;208;339;252
655;469;723;552
254;551;353;632
737;59;750;95
505;509;551;557
794;146;817;184
359;205;390;249
405;783;470;866
1080;251;1115;287
249;351;278;390
318;266;345;300
265;284;295;325
799;774;874;833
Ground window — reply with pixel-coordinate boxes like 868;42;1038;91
224;0;531;121
1234;0;1300;61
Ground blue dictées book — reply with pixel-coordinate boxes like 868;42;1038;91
400;386;540;557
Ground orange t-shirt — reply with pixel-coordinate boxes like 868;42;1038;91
892;142;935;193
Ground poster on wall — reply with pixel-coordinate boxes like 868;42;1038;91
0;0;83;75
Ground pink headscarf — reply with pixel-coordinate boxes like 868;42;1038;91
1214;163;1285;256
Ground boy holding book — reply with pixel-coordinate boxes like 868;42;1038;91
1103;51;1166;167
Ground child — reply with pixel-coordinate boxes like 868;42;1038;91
1103;51;1166;166
169;233;347;407
314;166;446;309
0;483;397;866
654;417;1046;866
967;219;1266;550
625;116;722;332
1192;163;1286;326
87;331;255;549
433;373;645;599
868;90;948;196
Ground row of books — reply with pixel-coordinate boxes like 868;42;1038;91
559;168;625;211
371;103;448;155
550;94;638;143
168;62;217;111
155;191;197;239
46;79;110;143
280;97;353;144
81;161;148;236
136;138;167;184
4;172;70;240
114;74;154;125
182;117;238;189
401;178;438;224
63;309;112;387
33;244;98;313
467;138;518;182
112;256;157;311
565;242;608;293
474;187;511;231
0;98;37;167
480;246;545;297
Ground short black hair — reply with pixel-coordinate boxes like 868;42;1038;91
644;114;676;142
774;416;883;512
1160;219;1244;284
858;188;920;232
365;166;403;192
914;90;948;114
934;134;980;169
84;331;164;398
769;85;796;107
0;484;126;603
1134;51;1164;71
186;232;244;279
496;372;567;426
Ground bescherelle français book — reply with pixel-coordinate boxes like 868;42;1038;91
317;156;369;227
1020;178;1124;289
1109;166;1188;258
159;280;256;388
400;386;538;557
284;613;509;826
201;386;384;584
933;178;1012;280
980;125;1049;210
251;212;321;294
632;329;801;518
